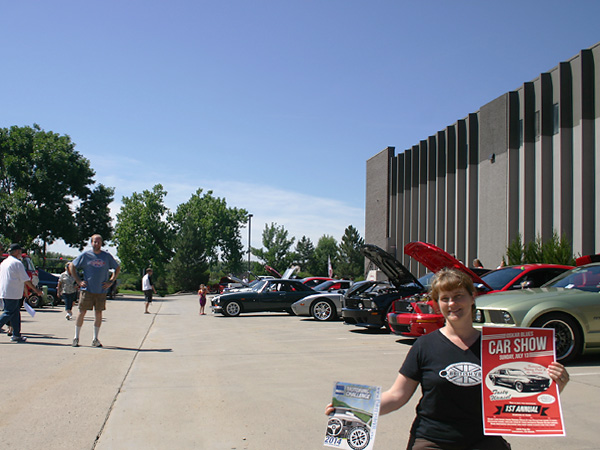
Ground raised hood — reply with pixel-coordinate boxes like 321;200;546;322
404;241;492;290
264;265;282;278
361;244;422;289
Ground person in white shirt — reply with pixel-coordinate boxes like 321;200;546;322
0;243;43;342
142;268;156;314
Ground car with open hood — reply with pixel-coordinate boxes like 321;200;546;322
341;244;425;331
212;278;316;317
386;242;491;337
473;262;600;363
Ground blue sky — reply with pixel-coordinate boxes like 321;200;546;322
2;1;599;256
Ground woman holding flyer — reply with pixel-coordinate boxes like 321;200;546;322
327;268;570;450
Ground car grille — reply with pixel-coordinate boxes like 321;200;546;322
393;301;414;313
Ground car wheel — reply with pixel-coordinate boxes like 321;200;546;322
326;418;343;437
312;299;336;321
46;294;56;307
515;381;524;393
532;313;582;363
26;295;42;308
347;426;370;450
223;301;241;317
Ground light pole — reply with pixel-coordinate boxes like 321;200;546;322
247;214;253;273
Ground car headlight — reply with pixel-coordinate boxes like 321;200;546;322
357;302;364;309
474;309;484;323
370;301;378;309
500;311;514;324
487;310;515;324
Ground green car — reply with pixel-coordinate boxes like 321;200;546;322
474;263;600;363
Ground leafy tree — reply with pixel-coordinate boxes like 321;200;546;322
505;231;575;265
0;124;114;250
313;235;338;277
168;189;247;290
114;184;174;280
251;222;296;270
336;225;364;279
294;236;316;274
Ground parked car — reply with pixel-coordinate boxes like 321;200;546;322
473;262;600;362
301;277;333;288
477;264;573;293
487;367;551;393
212;278;316;317
291;280;367;321
312;279;353;292
341;244;425;331
387;242;491;337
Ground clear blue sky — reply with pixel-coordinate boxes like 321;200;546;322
2;1;599;256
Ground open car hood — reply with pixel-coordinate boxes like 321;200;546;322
361;244;422;289
264;265;282;278
403;241;492;290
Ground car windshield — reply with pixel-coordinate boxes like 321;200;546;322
252;280;269;292
481;267;525;290
22;256;36;272
418;273;434;289
543;265;600;292
313;281;333;291
507;369;526;376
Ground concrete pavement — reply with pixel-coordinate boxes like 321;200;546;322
1;294;599;449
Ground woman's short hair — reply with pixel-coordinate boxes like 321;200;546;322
429;268;476;301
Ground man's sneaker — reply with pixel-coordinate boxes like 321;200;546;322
66;313;71;320
92;339;103;348
11;336;27;343
72;338;79;347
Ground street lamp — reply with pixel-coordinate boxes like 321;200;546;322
247;214;253;273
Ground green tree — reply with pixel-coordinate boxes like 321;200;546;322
505;231;575;265
0;124;114;250
314;235;338;277
336;225;364;279
114;184;174;280
251;223;296;270
168;189;247;290
294;236;316;274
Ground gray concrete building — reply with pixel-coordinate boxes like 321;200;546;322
366;42;600;274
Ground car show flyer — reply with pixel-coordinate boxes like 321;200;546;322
481;326;565;437
325;382;381;450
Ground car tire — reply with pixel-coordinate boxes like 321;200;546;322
515;381;524;393
312;299;336;321
531;313;582;363
223;301;241;317
46;294;56;307
347;426;370;450
26;295;42;309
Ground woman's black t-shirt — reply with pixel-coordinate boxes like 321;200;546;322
400;330;483;445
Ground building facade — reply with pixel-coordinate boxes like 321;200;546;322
366;42;600;275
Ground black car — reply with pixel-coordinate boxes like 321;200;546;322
488;368;551;393
341;244;424;331
212;278;316;317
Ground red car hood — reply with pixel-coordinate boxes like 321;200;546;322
264;265;282;278
404;242;492;290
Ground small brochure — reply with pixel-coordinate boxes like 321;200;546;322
481;326;565;437
324;382;381;450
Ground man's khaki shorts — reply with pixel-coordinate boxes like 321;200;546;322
78;291;107;311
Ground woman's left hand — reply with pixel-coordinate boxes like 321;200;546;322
547;361;570;392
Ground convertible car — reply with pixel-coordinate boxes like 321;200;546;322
474;263;600;363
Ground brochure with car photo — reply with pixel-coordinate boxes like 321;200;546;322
481;326;565;436
325;381;381;450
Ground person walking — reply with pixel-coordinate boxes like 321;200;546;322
57;263;78;320
69;234;120;348
142;268;156;314
198;284;208;315
0;243;43;343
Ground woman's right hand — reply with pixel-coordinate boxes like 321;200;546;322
325;403;335;415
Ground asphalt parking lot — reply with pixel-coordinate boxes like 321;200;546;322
1;293;599;450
